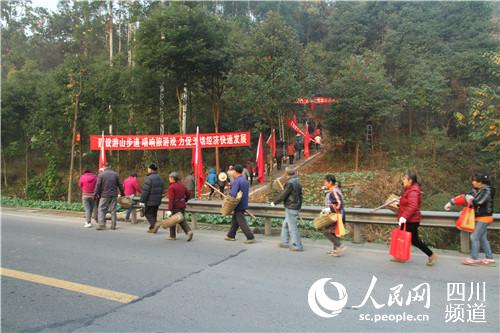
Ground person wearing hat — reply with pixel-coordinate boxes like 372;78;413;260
270;167;303;251
165;171;193;241
140;163;165;233
93;163;124;230
217;171;228;198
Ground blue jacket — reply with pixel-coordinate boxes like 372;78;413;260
207;168;217;185
229;175;249;211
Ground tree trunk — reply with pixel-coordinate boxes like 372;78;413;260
25;140;29;197
2;152;7;187
108;0;113;67
213;100;220;172
67;98;79;203
182;85;187;134
176;86;183;133
127;23;133;66
67;69;83;204
408;108;412;137
355;142;360;172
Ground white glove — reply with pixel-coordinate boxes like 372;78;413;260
270;202;275;207
138;202;145;207
166;211;172;218
321;208;331;214
465;194;474;205
444;202;452;211
398;217;406;226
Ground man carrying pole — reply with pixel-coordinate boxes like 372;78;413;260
270;167;304;252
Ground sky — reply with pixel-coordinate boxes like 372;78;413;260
31;0;60;12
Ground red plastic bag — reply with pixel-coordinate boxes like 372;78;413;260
455;206;475;232
390;223;412;262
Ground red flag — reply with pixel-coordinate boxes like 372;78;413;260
266;129;276;157
192;127;205;198
99;131;106;170
256;133;265;184
293;114;297;124
304;123;310;159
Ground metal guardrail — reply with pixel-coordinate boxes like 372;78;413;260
130;198;499;253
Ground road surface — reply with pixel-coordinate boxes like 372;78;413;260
1;208;498;332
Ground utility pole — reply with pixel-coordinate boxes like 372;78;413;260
182;84;188;134
160;83;165;134
108;0;113;157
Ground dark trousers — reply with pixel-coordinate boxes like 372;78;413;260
170;209;191;238
401;223;433;257
288;155;294;165
276;156;282;170
227;210;254;240
323;225;342;248
145;205;159;228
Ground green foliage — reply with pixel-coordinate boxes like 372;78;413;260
25;153;63;200
1;197;84;211
325;53;401;143
1;1;498;201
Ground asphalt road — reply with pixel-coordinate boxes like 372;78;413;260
1;208;499;333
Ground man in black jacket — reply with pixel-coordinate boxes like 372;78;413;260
141;163;165;233
271;167;303;251
94;163;125;230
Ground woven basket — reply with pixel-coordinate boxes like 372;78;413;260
117;196;134;208
220;191;242;216
313;212;338;230
385;194;400;213
161;212;185;229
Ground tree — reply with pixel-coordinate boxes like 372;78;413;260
325;52;401;168
226;12;301;135
136;3;226;133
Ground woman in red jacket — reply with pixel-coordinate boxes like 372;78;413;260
396;170;438;266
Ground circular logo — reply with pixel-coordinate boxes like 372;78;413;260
308;278;348;318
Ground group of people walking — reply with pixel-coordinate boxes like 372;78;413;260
78;163;194;240
269;168;495;267
79;163;495;266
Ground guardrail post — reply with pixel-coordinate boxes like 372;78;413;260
351;223;364;243
131;208;137;224
264;217;271;236
460;231;470;253
191;213;198;230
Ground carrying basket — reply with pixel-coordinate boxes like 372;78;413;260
313;212;338;230
117;196;134;208
161;212;185;229
220;191;243;216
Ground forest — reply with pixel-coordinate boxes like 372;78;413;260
1;1;499;203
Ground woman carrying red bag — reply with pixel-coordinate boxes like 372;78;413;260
395;170;438;266
444;173;495;266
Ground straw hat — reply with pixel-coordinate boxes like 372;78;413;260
218;172;228;182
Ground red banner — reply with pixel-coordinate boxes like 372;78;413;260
293;96;336;105
90;132;251;150
286;117;306;136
